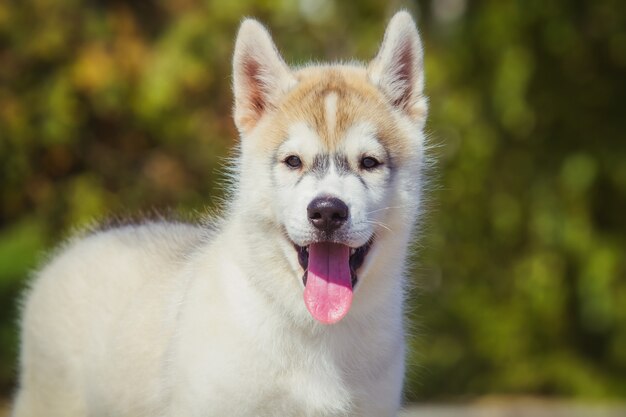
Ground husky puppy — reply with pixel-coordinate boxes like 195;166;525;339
12;11;428;417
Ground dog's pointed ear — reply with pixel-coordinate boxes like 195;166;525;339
368;11;427;122
233;19;296;135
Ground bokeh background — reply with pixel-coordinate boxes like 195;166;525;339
1;0;625;404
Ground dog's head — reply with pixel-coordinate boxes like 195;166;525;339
231;12;427;324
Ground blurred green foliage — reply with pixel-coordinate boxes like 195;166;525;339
1;0;625;402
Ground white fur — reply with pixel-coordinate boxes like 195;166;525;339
12;11;427;417
324;92;339;134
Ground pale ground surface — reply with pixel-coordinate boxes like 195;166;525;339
2;400;626;416
400;400;626;417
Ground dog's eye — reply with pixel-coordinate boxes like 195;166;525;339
284;155;302;169
360;156;381;170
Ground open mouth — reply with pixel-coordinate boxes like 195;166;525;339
295;240;373;287
294;239;373;325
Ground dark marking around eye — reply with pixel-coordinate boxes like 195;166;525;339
334;154;351;175
356;174;368;189
311;154;330;177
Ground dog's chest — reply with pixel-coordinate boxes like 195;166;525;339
168;325;357;416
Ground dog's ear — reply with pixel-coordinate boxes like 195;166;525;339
233;19;296;135
368;11;427;123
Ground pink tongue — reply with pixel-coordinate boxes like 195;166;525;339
303;242;353;324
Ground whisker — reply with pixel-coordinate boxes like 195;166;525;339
364;220;392;233
366;205;407;215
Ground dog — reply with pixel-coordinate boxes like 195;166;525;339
12;11;428;417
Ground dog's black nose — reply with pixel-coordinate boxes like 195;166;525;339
307;196;349;232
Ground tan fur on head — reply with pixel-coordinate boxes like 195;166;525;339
233;11;427;139
266;66;414;161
